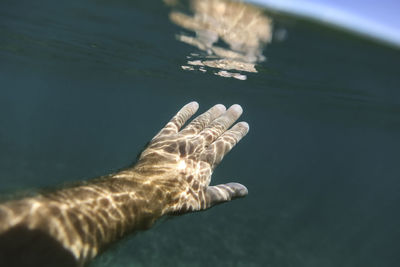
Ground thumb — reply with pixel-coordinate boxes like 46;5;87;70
205;182;248;209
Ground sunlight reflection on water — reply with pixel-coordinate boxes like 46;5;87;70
166;0;273;80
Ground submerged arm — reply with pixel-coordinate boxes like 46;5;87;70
0;102;249;266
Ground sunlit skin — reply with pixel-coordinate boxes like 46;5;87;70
0;102;249;266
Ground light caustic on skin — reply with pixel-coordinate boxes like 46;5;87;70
166;0;273;80
0;102;249;266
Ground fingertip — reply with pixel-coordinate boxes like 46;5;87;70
229;104;243;116
187;101;199;111
226;182;248;198
214;104;226;112
237;121;249;131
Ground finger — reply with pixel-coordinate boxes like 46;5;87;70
205;183;248;209
154;101;199;138
200;104;243;145
202;122;249;168
180;104;226;136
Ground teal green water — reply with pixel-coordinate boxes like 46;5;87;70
1;0;399;266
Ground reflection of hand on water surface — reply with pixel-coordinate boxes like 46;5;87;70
166;0;273;80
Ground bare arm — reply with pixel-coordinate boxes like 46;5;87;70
0;102;249;266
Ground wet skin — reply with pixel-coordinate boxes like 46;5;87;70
0;102;249;266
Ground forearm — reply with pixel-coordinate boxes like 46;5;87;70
0;102;249;267
0;168;176;266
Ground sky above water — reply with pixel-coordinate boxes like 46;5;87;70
249;0;400;47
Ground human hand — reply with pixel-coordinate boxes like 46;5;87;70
134;102;249;214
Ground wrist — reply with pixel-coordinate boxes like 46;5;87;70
116;166;184;216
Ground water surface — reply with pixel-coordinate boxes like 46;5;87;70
0;0;399;266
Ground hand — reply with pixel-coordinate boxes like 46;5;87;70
134;102;249;214
0;102;249;266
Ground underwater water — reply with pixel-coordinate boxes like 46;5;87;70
1;0;399;266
